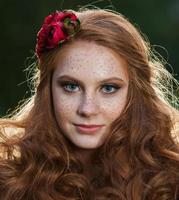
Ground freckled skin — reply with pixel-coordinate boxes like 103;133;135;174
52;40;129;149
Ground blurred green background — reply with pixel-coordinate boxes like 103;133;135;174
0;0;179;116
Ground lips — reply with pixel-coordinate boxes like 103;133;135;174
74;124;104;134
74;124;104;128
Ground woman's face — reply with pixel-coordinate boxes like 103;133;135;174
52;40;129;149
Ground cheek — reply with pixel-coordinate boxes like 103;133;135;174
100;95;127;121
52;91;78;120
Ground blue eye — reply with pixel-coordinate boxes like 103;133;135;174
62;83;80;92
101;85;120;94
59;81;120;94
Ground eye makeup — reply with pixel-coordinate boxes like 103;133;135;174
57;80;121;95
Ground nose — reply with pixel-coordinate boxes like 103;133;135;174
77;93;99;117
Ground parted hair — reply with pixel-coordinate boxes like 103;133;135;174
0;8;179;200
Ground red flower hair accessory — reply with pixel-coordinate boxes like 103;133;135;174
35;10;80;59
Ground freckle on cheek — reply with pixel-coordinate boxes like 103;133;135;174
104;100;123;114
58;97;76;111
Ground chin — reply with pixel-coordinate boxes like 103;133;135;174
73;140;103;149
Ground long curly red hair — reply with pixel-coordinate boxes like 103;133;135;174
0;8;179;200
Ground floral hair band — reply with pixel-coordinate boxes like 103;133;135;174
35;10;80;59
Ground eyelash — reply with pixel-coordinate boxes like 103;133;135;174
59;81;120;94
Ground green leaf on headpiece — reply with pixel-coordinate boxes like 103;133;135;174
63;18;71;27
63;18;80;35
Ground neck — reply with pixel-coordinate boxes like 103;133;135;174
74;147;96;164
72;145;98;179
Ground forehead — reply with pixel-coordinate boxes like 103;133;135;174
54;40;128;80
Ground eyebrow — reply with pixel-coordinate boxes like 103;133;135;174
56;75;125;84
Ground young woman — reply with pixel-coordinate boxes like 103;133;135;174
0;8;178;200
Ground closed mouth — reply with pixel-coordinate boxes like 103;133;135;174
74;124;104;134
74;124;104;128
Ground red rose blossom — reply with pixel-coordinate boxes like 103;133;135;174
35;11;80;59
